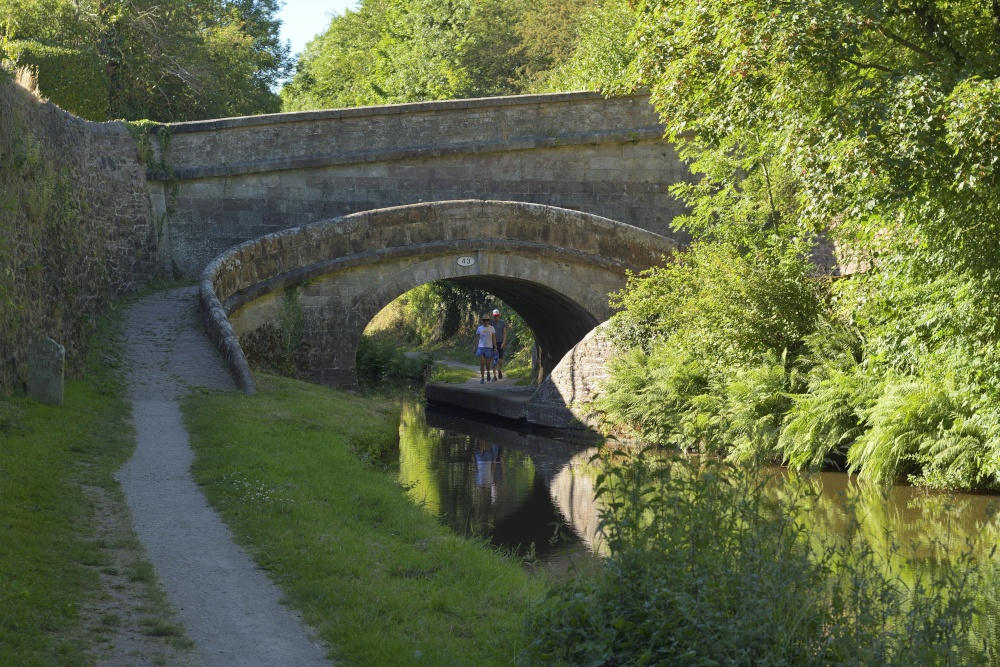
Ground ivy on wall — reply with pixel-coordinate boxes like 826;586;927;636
4;41;108;121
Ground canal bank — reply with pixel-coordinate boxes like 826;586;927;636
424;380;534;420
424;373;603;430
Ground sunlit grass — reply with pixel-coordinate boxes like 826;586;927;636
0;312;137;665
182;373;544;665
428;363;477;383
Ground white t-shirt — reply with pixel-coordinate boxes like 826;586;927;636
476;325;495;349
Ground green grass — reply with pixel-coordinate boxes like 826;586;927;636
0;364;134;665
0;283;196;665
181;373;545;666
502;362;535;386
428;363;477;384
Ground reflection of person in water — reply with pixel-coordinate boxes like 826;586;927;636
474;442;504;502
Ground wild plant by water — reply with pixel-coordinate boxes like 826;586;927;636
522;449;991;666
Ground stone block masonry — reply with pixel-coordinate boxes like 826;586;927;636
150;92;690;276
203;200;676;392
526;325;615;430
0;80;156;394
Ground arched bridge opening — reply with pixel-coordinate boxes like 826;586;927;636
200;200;676;393
442;275;598;382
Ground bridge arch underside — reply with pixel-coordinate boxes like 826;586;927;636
228;245;618;388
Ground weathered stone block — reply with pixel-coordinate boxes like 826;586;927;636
27;338;65;406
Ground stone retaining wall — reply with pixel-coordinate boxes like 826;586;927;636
0;79;156;393
525;324;615;430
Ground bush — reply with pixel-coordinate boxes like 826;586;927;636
778;318;872;470
4;41;108;120
606;242;823;367
596;241;822;459
523;451;989;666
355;334;431;381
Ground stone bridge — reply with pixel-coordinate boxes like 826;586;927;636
147;91;689;277
201;200;676;392
145;90;692;402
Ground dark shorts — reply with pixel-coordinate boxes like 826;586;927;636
495;346;505;360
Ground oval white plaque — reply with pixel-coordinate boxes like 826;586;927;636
457;256;476;267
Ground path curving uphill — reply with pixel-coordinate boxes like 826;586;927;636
117;286;331;667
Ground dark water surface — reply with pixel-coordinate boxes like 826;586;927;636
395;396;1000;566
395;399;602;568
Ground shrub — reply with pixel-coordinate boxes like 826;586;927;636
607;242;822;367
779;318;873;470
523;451;989;666
591;345;713;449
355;334;431;381
848;376;1000;490
4;41;108;120
722;351;797;463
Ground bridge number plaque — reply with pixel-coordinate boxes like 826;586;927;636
457;256;476;267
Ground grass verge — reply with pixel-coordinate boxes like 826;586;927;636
0;383;129;665
181;373;545;665
428;363;476;384
0;288;193;666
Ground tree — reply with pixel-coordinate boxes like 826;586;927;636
282;0;527;111
1;0;292;120
585;0;1000;487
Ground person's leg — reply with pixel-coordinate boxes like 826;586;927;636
479;353;487;382
497;347;504;380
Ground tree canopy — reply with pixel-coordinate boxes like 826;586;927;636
590;0;1000;489
1;0;291;121
280;0;606;110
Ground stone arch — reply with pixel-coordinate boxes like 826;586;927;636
201;200;676;392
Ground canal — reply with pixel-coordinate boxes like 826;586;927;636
394;395;1000;568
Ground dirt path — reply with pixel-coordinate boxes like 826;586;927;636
116;287;331;667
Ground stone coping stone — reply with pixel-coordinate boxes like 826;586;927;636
154;91;626;134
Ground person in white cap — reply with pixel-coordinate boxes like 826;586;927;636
491;309;507;381
473;314;497;383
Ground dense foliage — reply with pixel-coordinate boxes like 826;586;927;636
523;451;991;665
582;0;1000;491
281;0;609;110
0;0;291;120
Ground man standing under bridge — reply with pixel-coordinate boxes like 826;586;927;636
491;309;507;381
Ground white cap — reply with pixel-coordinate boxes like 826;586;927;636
492;309;500;316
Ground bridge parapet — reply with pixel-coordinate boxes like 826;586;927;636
149;92;690;277
150;91;664;181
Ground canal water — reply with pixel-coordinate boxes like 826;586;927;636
395;396;1000;567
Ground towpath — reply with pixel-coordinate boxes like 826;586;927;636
117;286;331;667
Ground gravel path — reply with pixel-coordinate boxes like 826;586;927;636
117;287;331;667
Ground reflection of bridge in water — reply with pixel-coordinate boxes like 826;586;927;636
400;403;605;558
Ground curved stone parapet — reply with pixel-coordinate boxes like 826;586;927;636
200;199;676;392
199;259;258;394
